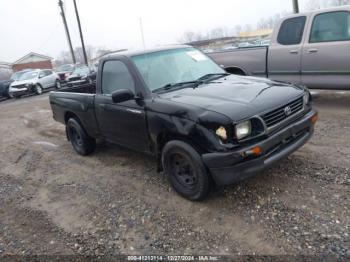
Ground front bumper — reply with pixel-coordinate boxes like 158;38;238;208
9;87;31;97
67;79;88;87
202;110;317;186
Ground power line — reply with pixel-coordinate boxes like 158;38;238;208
139;18;146;49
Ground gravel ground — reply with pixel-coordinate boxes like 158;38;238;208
0;90;349;258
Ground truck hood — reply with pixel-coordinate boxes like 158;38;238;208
159;75;305;121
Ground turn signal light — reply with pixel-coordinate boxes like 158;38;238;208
251;146;262;155
243;146;262;157
311;113;318;124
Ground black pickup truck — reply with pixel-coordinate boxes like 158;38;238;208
49;45;318;201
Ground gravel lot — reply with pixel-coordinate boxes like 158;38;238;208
0;90;349;257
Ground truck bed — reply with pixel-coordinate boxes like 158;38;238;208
208;46;268;77
49;83;98;137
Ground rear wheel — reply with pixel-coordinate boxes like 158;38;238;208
66;118;96;156
162;140;211;201
35;84;43;95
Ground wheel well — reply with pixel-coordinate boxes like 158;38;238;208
156;133;204;172
65;111;78;123
225;67;246;76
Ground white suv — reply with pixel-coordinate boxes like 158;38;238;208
9;69;60;98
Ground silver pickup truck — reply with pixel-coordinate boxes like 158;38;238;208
208;6;350;90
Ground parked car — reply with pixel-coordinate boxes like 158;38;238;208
86;64;98;84
66;66;91;87
0;69;33;98
237;42;255;48
208;6;350;89
9;69;60;98
56;64;75;83
49;45;317;201
222;45;239;51
252;39;271;46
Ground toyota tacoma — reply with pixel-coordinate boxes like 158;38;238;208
49;45;318;201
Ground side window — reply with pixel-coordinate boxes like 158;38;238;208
101;60;135;94
45;70;53;76
39;71;45;78
277;16;306;45
310;11;350;43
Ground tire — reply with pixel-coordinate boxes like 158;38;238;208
7;88;14;98
5;87;12;98
35;84;43;95
55;80;61;89
162;140;211;201
66;118;96;156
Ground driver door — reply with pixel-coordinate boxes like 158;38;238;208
94;59;149;152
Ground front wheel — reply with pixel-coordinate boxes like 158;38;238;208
162;140;211;201
35;84;43;95
66;118;96;156
7;88;13;98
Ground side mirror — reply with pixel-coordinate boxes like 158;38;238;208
111;89;134;103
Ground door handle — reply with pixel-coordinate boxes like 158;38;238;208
289;50;299;54
126;108;142;114
307;49;318;54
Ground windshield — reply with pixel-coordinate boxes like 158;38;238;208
72;66;90;75
19;71;38;81
131;47;225;91
11;72;25;81
58;64;74;71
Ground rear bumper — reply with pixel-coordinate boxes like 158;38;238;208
202;110;317;186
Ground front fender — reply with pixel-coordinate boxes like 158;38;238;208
148;111;234;154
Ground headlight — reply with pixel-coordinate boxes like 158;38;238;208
303;92;310;105
235;120;252;140
215;126;227;141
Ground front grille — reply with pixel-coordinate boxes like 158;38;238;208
69;77;81;81
12;84;25;89
261;97;303;128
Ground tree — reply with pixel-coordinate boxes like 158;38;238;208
305;0;350;10
234;25;242;36
329;0;350;5
209;27;225;39
55;45;100;66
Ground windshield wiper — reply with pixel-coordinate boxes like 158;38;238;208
152;81;203;93
152;73;230;94
197;73;230;81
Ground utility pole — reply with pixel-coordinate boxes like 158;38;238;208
292;0;299;13
139;18;146;49
73;0;88;66
58;0;76;63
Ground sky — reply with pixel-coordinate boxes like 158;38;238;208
0;0;311;62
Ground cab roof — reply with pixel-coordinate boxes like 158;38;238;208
104;45;192;59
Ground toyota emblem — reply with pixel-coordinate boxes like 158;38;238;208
284;106;292;116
